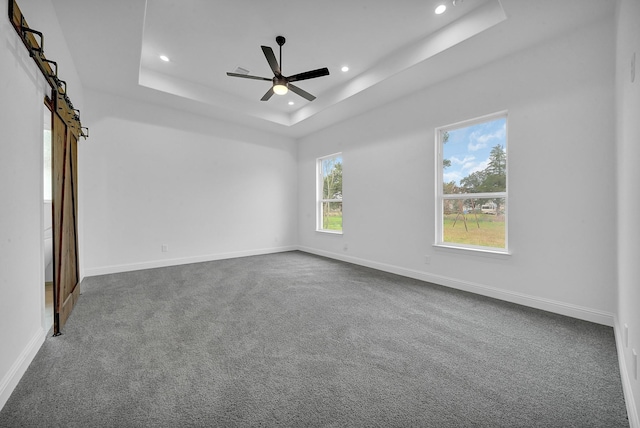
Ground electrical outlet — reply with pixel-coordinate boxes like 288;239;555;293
161;244;169;252
425;255;431;265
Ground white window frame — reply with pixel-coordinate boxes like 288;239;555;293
316;152;343;234
435;111;509;254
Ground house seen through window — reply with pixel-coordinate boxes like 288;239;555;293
317;153;343;233
436;112;508;252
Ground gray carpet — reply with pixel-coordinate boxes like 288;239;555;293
0;251;628;427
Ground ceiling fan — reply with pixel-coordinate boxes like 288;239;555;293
226;36;330;102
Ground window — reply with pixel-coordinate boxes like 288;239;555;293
436;112;508;252
317;153;343;233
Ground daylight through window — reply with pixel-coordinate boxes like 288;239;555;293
317;153;343;233
436;112;507;252
44;108;52;201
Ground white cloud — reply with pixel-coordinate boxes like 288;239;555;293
450;155;475;165
462;160;477;170
468;126;506;152
443;171;463;183
467;160;489;174
468;137;487;152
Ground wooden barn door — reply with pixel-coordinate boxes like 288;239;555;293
52;100;80;335
8;0;86;335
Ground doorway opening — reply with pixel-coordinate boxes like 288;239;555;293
44;99;53;333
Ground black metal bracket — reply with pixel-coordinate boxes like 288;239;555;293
56;79;66;94
20;25;43;58
53;313;61;336
8;0;88;141
43;58;58;79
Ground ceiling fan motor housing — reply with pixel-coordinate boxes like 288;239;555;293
274;76;288;87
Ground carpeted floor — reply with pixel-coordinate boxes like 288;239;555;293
0;251;628;427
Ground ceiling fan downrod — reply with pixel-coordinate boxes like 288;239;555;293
276;36;285;75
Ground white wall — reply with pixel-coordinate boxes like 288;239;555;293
298;15;617;325
80;90;298;275
616;0;640;424
0;0;50;409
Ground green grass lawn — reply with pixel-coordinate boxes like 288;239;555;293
320;213;502;247
323;215;342;231
443;213;505;248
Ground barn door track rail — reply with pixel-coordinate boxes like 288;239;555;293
8;0;88;140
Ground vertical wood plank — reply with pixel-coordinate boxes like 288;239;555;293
52;112;80;334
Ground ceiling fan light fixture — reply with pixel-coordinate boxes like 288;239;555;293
273;76;289;95
273;84;288;95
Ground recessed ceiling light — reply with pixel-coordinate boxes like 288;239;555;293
341;66;349;72
159;55;170;62
435;4;447;14
288;101;295;106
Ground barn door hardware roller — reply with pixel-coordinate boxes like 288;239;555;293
8;0;89;140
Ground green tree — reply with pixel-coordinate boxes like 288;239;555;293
485;144;506;191
460;170;486;193
323;161;342;200
443;180;458;195
442;131;451;169
485;144;506;214
458;144;506;214
322;159;342;229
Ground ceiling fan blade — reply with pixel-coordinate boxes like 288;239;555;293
288;67;330;83
226;72;271;81
289;84;316;101
261;46;281;76
260;87;275;101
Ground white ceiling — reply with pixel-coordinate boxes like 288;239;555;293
50;0;614;138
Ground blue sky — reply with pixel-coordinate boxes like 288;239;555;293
443;117;506;186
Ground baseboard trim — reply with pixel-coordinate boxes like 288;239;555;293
0;328;45;411
297;246;615;327
83;245;298;277
614;317;639;428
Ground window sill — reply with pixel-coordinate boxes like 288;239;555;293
316;229;343;235
433;243;511;258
